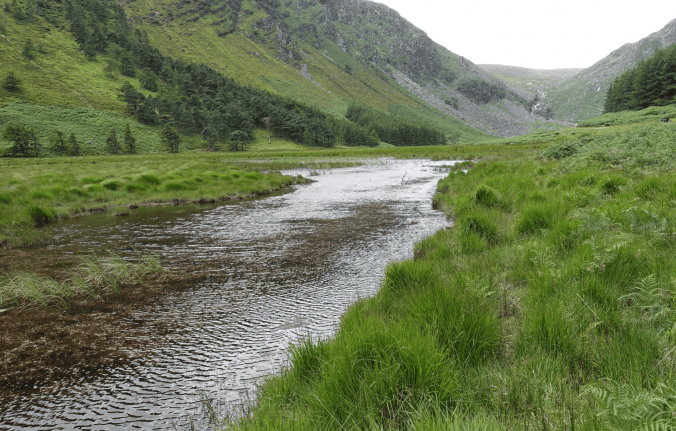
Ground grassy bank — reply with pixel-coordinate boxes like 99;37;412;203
0;143;541;248
0;153;306;247
229;118;676;429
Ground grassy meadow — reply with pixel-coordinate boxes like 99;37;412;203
0;140;542;248
224;114;676;430
0;153;306;247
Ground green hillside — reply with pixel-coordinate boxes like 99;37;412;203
0;0;490;155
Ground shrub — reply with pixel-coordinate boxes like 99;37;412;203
471;184;498;207
101;179;122;191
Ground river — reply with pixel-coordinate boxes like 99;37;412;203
0;159;454;430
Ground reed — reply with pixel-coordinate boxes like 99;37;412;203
0;250;167;308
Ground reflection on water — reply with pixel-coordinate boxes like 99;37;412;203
0;159;455;430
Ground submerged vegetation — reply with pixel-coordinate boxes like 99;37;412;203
227;114;676;429
0;251;166;308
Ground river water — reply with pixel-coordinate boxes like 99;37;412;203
0;159;453;430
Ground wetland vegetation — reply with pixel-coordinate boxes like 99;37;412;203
225;111;676;430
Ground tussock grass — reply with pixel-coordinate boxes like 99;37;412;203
0;251;166;308
0;143;534;248
0;153;304;247
228;116;676;430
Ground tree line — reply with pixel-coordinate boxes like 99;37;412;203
1;122;181;156
3;0;451;154
604;44;676;113
345;103;447;146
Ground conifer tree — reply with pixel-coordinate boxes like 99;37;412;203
161;123;180;153
21;38;36;66
51;130;66;153
124;124;136;153
83;37;96;60
119;51;135;77
104;59;117;77
229;130;249;151
139;69;158;92
106;129;120;154
69;132;80;155
2;73;21;91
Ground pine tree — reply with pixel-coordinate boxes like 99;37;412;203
83;37;97;60
104;59;117;78
21;39;36;67
124;124;136;153
139;69;158;91
119;51;135;77
161;123;181;153
69;132;80;155
106;129;120;154
2;73;21;91
51;130;66;153
229;130;249;151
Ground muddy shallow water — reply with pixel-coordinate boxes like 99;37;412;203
0;159;454;430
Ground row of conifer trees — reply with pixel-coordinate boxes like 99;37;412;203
60;0;395;149
3;0;454;154
604;44;676;113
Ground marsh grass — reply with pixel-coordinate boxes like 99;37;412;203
0;251;166;308
0;143;535;248
228;115;676;430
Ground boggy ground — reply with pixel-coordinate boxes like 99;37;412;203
229;118;676;430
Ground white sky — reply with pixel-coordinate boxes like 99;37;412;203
374;0;676;70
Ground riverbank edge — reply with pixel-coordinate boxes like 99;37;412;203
228;132;676;429
0;175;312;250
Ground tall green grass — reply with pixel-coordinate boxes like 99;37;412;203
229;117;676;430
0;250;166;308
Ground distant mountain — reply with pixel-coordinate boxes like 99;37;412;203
544;18;676;122
478;64;583;108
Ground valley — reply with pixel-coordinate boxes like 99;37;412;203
1;0;676;429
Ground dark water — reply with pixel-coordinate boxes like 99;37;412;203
0;159;454;430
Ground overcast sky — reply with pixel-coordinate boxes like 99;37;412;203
373;0;675;70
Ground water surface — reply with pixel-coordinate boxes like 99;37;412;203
0;159;453;430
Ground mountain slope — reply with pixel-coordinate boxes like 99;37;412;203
1;0;563;150
545;18;676;122
478;64;582;97
125;0;564;136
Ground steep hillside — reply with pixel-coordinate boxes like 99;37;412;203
121;0;563;136
478;64;582;97
1;0;564;152
545;17;676;122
